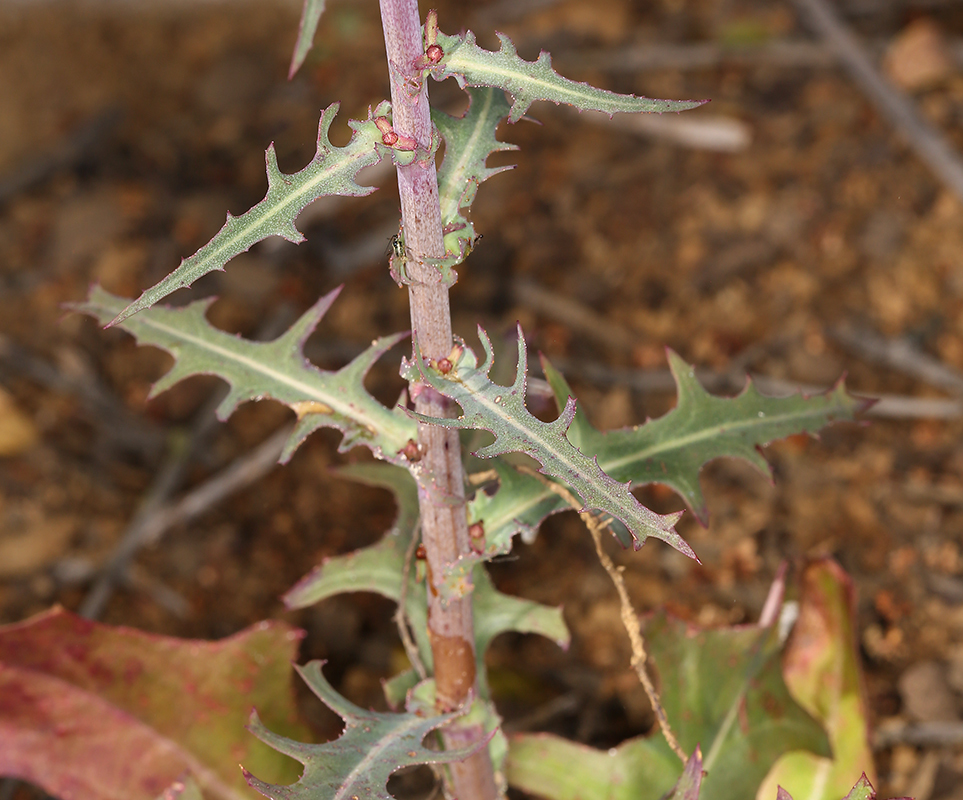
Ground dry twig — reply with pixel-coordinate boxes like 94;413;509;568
515;465;687;763
791;0;963;203
831;322;963;396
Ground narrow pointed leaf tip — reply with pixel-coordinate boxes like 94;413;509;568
665;747;703;800
72;286;417;464
402;325;695;559
777;773;900;800
539;349;871;527
289;0;327;79
429;30;708;123
111;102;389;325
245;662;487;800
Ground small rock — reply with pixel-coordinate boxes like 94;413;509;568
883;18;956;92
0;387;38;456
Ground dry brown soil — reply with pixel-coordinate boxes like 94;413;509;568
2;0;963;797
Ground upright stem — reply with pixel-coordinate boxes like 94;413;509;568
379;1;499;798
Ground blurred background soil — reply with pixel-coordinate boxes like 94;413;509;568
2;0;963;796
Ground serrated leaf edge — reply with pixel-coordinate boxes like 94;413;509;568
431;30;707;123
402;325;693;558
111;103;391;324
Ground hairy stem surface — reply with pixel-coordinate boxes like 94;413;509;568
379;1;499;798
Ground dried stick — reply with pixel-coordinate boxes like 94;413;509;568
547;357;963;419
791;0;963;203
831;322;963;396
875;720;963;748
0;107;122;206
80;423;292;619
516;465;687;763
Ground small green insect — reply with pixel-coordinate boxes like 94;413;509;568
387;231;410;286
386;232;406;259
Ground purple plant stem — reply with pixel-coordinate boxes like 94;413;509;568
378;1;499;798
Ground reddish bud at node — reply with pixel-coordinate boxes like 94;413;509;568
436;358;453;374
400;439;422;462
382;129;399;146
426;44;443;64
468;521;484;539
416;543;427;560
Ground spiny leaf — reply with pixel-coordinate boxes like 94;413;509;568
112;103;388;324
839;776;877;800
466;351;869;554
432;87;517;259
429;30;707;123
282;463;568;694
543;350;873;525
245;662;484;800
73;286;417;464
0;608;309;800
778;774;909;800
666;748;704;800
507;610;830;800
469;459;574;552
289;0;326;79
402;326;692;557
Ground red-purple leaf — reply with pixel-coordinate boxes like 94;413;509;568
0;607;310;800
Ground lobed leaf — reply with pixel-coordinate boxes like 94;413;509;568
466;350;868;554
403;326;693;557
507;609;830;800
245;663;484;800
111;103;388;323
544;350;873;526
0;608;310;800
73;286;417;464
282;463;569;695
432;87;517;260
429;30;707;123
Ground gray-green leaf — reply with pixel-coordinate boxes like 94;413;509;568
289;0;327;79
430;30;707;123
246;662;483;800
73;286;417;464
467;351;869;553
283;463;569;695
112;103;388;324
432;87;517;262
403;326;693;558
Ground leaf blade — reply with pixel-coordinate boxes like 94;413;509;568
245;663;484;800
404;326;691;556
507;609;831;800
0;608;310;800
431;86;517;262
112;104;386;323
289;0;327;79
431;31;707;123
72;286;417;464
756;560;876;800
